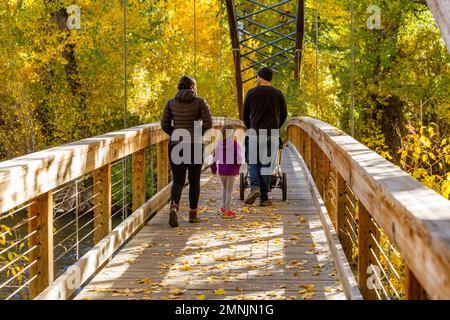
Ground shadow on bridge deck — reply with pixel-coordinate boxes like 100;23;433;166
75;148;345;300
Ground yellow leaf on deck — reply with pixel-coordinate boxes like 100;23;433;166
136;277;152;284
275;259;285;265
300;284;315;291
196;294;206;300
169;288;185;296
214;288;226;295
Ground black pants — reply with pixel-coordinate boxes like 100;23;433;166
168;143;203;210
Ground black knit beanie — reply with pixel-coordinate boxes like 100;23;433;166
257;67;273;82
178;76;196;90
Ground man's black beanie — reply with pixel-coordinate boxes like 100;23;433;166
257;67;273;82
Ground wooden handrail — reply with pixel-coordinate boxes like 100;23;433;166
287;117;450;299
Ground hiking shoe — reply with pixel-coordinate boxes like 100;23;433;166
222;210;236;219
189;209;200;223
245;188;261;205
259;199;273;207
169;204;179;228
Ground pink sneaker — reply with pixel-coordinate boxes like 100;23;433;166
222;210;236;219
220;207;226;213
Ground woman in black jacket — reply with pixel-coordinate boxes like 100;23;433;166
161;76;212;227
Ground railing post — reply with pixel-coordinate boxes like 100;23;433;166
301;129;306;157
336;175;352;260
157;139;169;191
405;268;427;300
28;192;53;299
323;156;332;221
311;139;315;179
132;149;146;211
316;147;324;196
93;164;111;244
305;135;311;170
358;204;380;300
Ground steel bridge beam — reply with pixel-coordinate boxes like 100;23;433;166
225;0;244;119
226;0;305;118
240;42;285;65
240;19;296;44
248;0;297;19
239;17;296;42
294;0;305;79
238;0;296;21
241;46;295;72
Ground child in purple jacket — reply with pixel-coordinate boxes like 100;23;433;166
211;125;243;219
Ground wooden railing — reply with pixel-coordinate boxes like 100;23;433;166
0;117;243;300
287;117;450;300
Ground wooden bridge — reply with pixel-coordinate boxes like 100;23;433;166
0;117;449;300
0;0;449;301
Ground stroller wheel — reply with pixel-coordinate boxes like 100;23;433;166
240;172;245;201
282;172;287;201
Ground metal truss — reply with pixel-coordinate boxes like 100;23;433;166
225;0;305;119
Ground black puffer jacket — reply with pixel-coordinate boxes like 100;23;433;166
161;89;213;143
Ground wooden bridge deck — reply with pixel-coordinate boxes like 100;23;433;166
75;148;345;300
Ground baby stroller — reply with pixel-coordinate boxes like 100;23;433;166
239;136;287;201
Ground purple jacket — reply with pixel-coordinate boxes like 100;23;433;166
211;138;242;176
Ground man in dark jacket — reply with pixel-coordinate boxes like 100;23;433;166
243;67;288;206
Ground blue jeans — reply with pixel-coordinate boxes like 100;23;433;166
246;135;277;201
249;163;272;201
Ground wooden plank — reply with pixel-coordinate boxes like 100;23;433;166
426;0;450;53
323;156;333;223
316;147;324;196
405;268;428;300
287;117;450;299
132;150;146;212
358;204;379;300
93;164;112;244
336;174;352;261
305;135;312;171
28;192;54;298
157;140;169;192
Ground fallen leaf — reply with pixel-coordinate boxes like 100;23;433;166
169;288;186;296
214;288;226;295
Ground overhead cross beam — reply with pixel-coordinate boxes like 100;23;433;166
225;0;305;119
247;0;297;19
